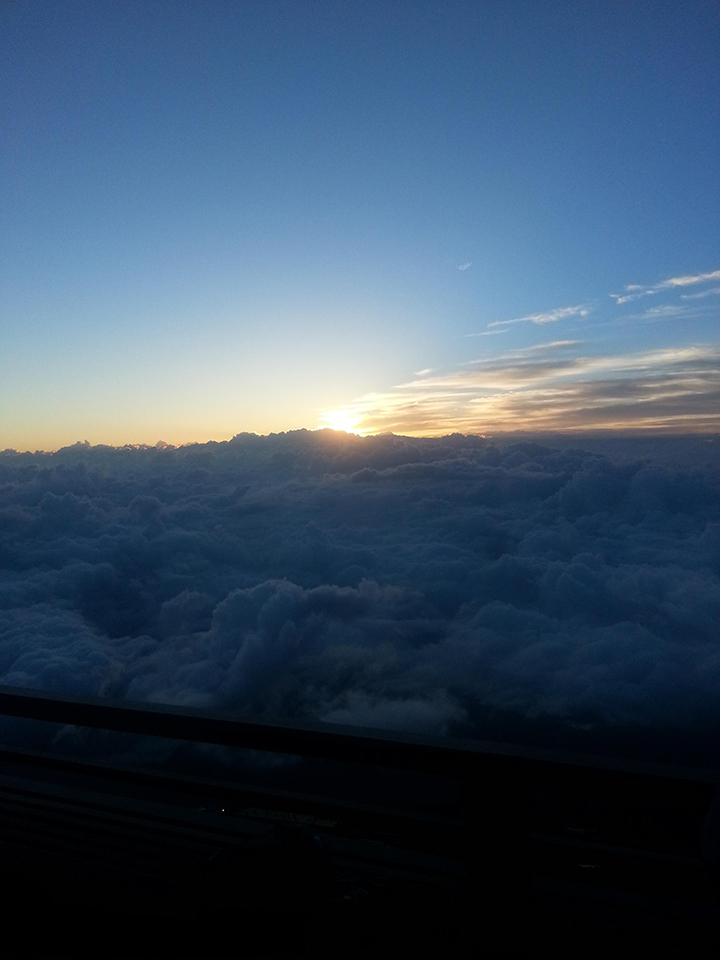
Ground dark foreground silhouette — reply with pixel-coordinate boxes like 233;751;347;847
0;687;719;957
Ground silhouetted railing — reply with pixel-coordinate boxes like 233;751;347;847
0;684;719;791
1;683;719;954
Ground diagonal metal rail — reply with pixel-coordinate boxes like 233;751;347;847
1;683;720;954
0;683;718;794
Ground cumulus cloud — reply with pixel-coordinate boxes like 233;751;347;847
1;431;720;766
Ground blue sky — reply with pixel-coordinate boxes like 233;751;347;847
2;0;718;449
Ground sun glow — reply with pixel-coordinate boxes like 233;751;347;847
320;410;363;433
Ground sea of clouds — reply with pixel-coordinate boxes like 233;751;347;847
1;430;719;765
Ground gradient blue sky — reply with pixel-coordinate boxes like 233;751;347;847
2;0;718;449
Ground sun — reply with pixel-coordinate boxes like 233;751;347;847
321;410;362;433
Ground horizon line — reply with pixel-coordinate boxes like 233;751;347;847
3;426;720;456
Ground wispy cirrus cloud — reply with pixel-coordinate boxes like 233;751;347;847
323;266;719;436
619;304;699;322
485;303;590;329
322;342;720;436
457;262;472;271
617;301;719;324
611;269;720;305
681;286;720;301
467;328;511;337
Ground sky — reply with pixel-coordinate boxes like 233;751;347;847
2;0;719;450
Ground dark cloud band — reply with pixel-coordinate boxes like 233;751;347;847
1;431;719;764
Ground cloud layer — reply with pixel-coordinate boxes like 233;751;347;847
396;268;717;445
1;431;720;765
330;343;720;437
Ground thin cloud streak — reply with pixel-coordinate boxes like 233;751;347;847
486;304;590;329
618;302;717;323
682;287;720;301
467;340;582;358
466;328;511;337
611;269;720;304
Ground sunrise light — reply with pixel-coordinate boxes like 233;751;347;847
319;410;363;434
